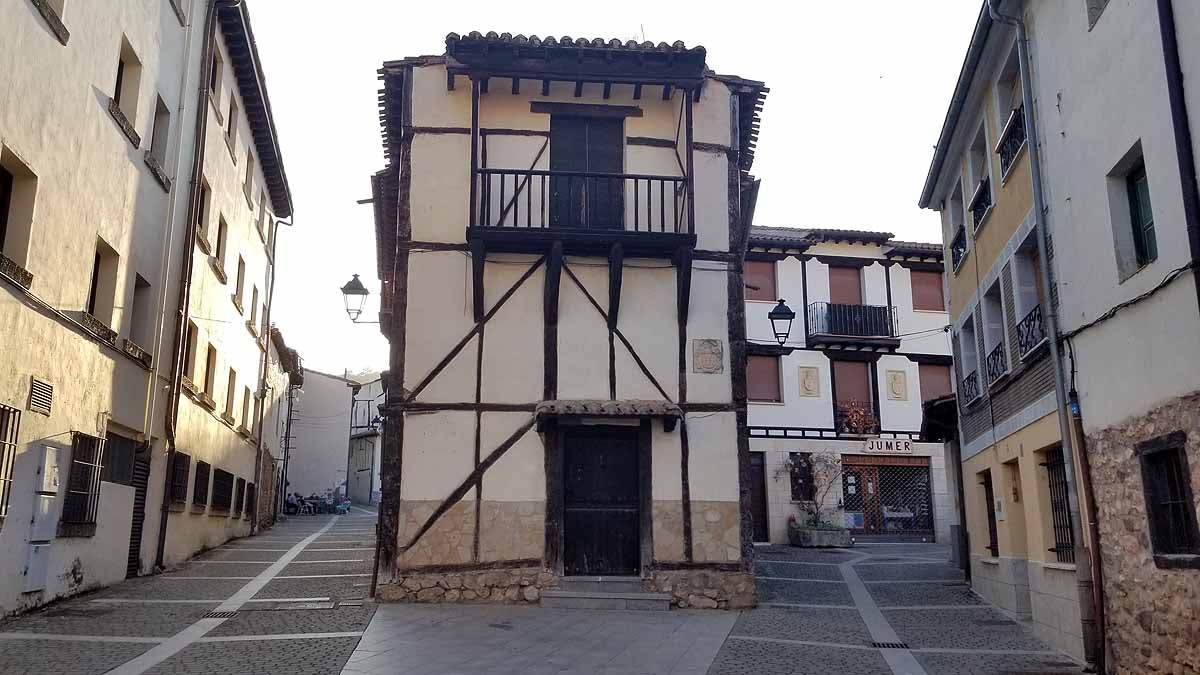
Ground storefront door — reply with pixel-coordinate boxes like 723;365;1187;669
842;454;934;537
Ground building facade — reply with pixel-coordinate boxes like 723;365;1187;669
1019;1;1199;672
348;375;384;506
743;227;955;546
282;369;355;500
371;32;767;608
0;0;291;615
919;1;1093;662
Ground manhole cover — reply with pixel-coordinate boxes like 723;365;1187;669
871;641;909;649
201;610;238;619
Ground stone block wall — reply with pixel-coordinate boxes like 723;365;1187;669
690;501;741;563
647;569;755;610
379;567;556;604
1086;392;1200;674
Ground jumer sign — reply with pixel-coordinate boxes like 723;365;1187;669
863;438;914;454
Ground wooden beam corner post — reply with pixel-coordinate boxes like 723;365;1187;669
471;239;486;321
544;241;563;401
676;244;694;562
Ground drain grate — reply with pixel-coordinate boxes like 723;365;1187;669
201;610;238;619
871;641;909;649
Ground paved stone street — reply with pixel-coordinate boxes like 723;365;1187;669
709;543;1085;675
0;509;379;675
0;533;1086;675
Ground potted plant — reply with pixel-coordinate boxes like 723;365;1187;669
777;452;852;547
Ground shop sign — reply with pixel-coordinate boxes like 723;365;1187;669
863;438;914;454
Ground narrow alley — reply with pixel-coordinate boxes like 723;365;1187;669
0;510;378;675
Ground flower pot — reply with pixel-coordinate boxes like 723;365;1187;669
788;524;852;548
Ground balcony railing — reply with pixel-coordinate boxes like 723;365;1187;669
951;226;967;269
969;176;992;229
997;105;1027;178
807;302;897;340
961;371;981;403
475;168;690;234
985;342;1008;385
1016;304;1046;357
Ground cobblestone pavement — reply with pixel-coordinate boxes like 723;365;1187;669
0;508;378;675
709;543;1086;675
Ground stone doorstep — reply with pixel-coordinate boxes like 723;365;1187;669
558;576;645;594
539;589;673;611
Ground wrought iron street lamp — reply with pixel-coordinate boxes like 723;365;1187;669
340;274;370;322
768;299;796;346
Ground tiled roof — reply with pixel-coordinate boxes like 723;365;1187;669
446;32;705;56
534;399;683;419
886;240;944;259
217;3;292;217
748;227;943;259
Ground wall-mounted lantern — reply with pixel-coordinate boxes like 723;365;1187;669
768;299;796;346
340;274;370;322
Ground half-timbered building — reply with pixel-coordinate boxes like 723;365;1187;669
371;33;767;609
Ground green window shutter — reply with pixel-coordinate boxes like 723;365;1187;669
1127;165;1157;266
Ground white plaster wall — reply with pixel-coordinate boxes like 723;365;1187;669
1028;0;1200;431
402;411;475;502
285;370;352;498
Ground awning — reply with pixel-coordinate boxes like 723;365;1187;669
534;399;683;431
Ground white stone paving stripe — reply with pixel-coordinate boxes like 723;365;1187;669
197;631;364;643
104;516;341;675
158;576;256;580
882;604;991;610
728;635;875;652
863;579;967;584
839;555;930;675
754;559;838;567
755;576;847;584
303;548;367;552
91;599;223;605
762;602;858;610
909;646;1066;656
276;573;372;579
188;560;273;564
215;548;289;552
0;632;163;644
286;559;367;564
349;506;376;515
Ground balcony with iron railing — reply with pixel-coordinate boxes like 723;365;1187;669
1016;304;1046;358
969;176;992;230
470;168;694;256
806;302;900;349
985;342;1008;385
997;105;1027;179
961;370;981;405
951;226;968;271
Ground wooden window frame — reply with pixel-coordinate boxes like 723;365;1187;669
747;354;783;404
1126;162;1157;268
743;259;778;303
193;460;211;508
1137;431;1200;568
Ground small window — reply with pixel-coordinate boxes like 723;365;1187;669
744;260;777;302
832;360;876;434
149;96;171;164
957;315;981;402
244;152;255;197
967;126;993;230
1041;446;1076;564
0;404;22;523
209;51;222;97
948;182;968;271
747;355;782;403
981;281;1007;385
101;432;135;486
226;97;238;142
212;468;234;511
113;37;142;122
1138;432;1199;565
260;303;268;335
203;345;217;395
910;270;945;312
918;363;952;402
86;238;120;327
1127;163;1157;268
183;321;199;380
233;477;245;515
788;452;815;502
169;451;191;504
234;256;246;310
244;482;256;519
1012;236;1047;357
1;147;39;269
193;460;211;507
129;274;153;348
240;385;251;430
215;216;229;270
225;369;237;417
256;190;267;237
197;181;211;241
249;287;259;325
981;470;999;557
61;432;106;526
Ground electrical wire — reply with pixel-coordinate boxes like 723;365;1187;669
1058;259;1198;341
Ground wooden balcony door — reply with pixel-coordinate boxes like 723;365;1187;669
828;266;862;305
550;115;623;230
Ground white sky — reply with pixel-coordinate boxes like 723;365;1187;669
249;0;982;375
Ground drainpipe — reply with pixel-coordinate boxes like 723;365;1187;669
155;0;242;570
250;217;291;533
1156;0;1200;319
987;1;1101;667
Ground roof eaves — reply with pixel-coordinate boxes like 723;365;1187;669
918;3;993;209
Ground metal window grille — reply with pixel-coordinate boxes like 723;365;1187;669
61;432;106;525
233;477;245;515
981;472;999;557
1041;447;1076;564
244;482;256;520
788;453;814;502
193;460;211;506
0;404;20;522
169;452;191;504
1141;442;1200;556
212;468;234;511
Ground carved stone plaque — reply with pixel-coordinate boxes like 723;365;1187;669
692;339;724;374
886;370;908;401
798;367;820;397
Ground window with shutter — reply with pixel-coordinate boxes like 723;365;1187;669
918;364;952;402
744;260;777;302
910;271;945;312
747;355;782;403
828;266;862;305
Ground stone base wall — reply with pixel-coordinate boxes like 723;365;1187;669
690;501;741;563
647;569;755;609
378;567;557;604
1086;392;1200;674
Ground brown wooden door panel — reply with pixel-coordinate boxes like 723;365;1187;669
563;429;640;576
749;453;769;542
828;266;862;305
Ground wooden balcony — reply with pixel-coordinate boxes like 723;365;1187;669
468;168;694;257
806;302;900;350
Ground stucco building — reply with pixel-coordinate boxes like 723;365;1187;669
742;226;955;546
348;374;385;506
0;0;292;615
281;368;355;500
370;32;767;609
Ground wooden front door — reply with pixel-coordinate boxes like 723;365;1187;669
550;116;624;229
563;428;640;576
749;453;770;542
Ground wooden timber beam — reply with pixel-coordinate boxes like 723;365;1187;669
607;242;624;330
544;241;563;401
471;240;486;321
